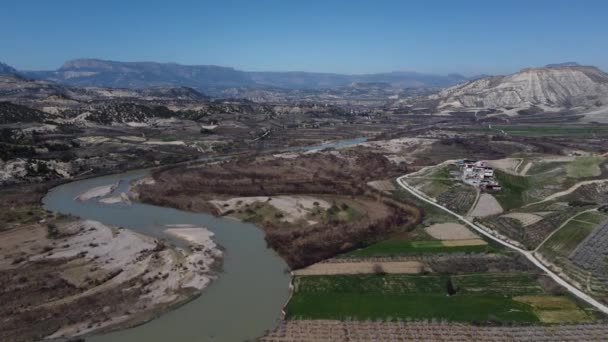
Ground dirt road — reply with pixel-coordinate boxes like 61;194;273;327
396;171;608;315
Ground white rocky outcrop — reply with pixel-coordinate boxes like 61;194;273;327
431;65;608;111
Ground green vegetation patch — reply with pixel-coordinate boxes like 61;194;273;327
345;239;497;257
526;161;568;176
287;274;544;322
493;171;531;210
514;295;592;323
566;156;606;178
576;211;608;225
419;166;458;198
540;211;608;257
322;201;362;223
235;201;289;226
0;206;48;230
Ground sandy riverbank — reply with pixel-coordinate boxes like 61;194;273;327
74;182;118;201
0;219;222;341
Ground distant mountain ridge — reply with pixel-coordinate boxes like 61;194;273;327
17;58;469;91
0;62;18;75
24;59;253;90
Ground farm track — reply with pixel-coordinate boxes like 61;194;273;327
524;179;608;207
534;209;597;252
396;170;608;315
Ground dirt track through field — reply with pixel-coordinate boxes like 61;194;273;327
525;179;608;207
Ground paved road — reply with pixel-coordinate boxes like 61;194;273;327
396;174;608;315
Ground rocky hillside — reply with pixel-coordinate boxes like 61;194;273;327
0;102;49;124
431;64;608;112
20;58;468;91
0;74;207;106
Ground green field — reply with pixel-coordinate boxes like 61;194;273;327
287;273;549;322
540;211;608;257
566;156;606;178
345;239;496;257
526;161;567;176
493;171;531;210
418;166;459;198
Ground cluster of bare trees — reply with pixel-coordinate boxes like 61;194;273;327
138;151;423;269
266;202;415;269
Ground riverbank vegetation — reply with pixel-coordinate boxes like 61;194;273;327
136;149;423;268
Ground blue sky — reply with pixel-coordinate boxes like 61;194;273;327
2;0;607;75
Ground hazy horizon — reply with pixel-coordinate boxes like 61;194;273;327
7;57;603;78
3;0;608;75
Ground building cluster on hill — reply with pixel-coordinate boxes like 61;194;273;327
455;160;501;191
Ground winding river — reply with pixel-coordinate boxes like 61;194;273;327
42;137;366;342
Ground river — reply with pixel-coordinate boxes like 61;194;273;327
41;137;366;342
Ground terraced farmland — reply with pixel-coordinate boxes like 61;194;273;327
564;182;608;204
436;184;477;214
481;207;593;249
539;211;607;258
569;219;608;281
479;216;525;242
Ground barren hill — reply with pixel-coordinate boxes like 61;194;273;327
431;65;608;115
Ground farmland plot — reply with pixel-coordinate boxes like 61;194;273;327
523;209;589;248
345;239;493;257
470;194;504;217
262;320;608;341
436;184;477;214
569;220;608;282
540;216;599;257
564;182;608;204
286;273;588;323
424;222;479;240
480;216;525;242
501;212;544;226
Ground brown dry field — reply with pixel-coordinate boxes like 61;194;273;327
441;238;488;247
424;222;479;240
367;179;397;192
292;260;425;276
469;193;504;217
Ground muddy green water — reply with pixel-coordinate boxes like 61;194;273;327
43;170;290;342
41;137;366;342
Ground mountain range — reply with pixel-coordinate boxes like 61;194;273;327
9;58;469;91
3;58;608;121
